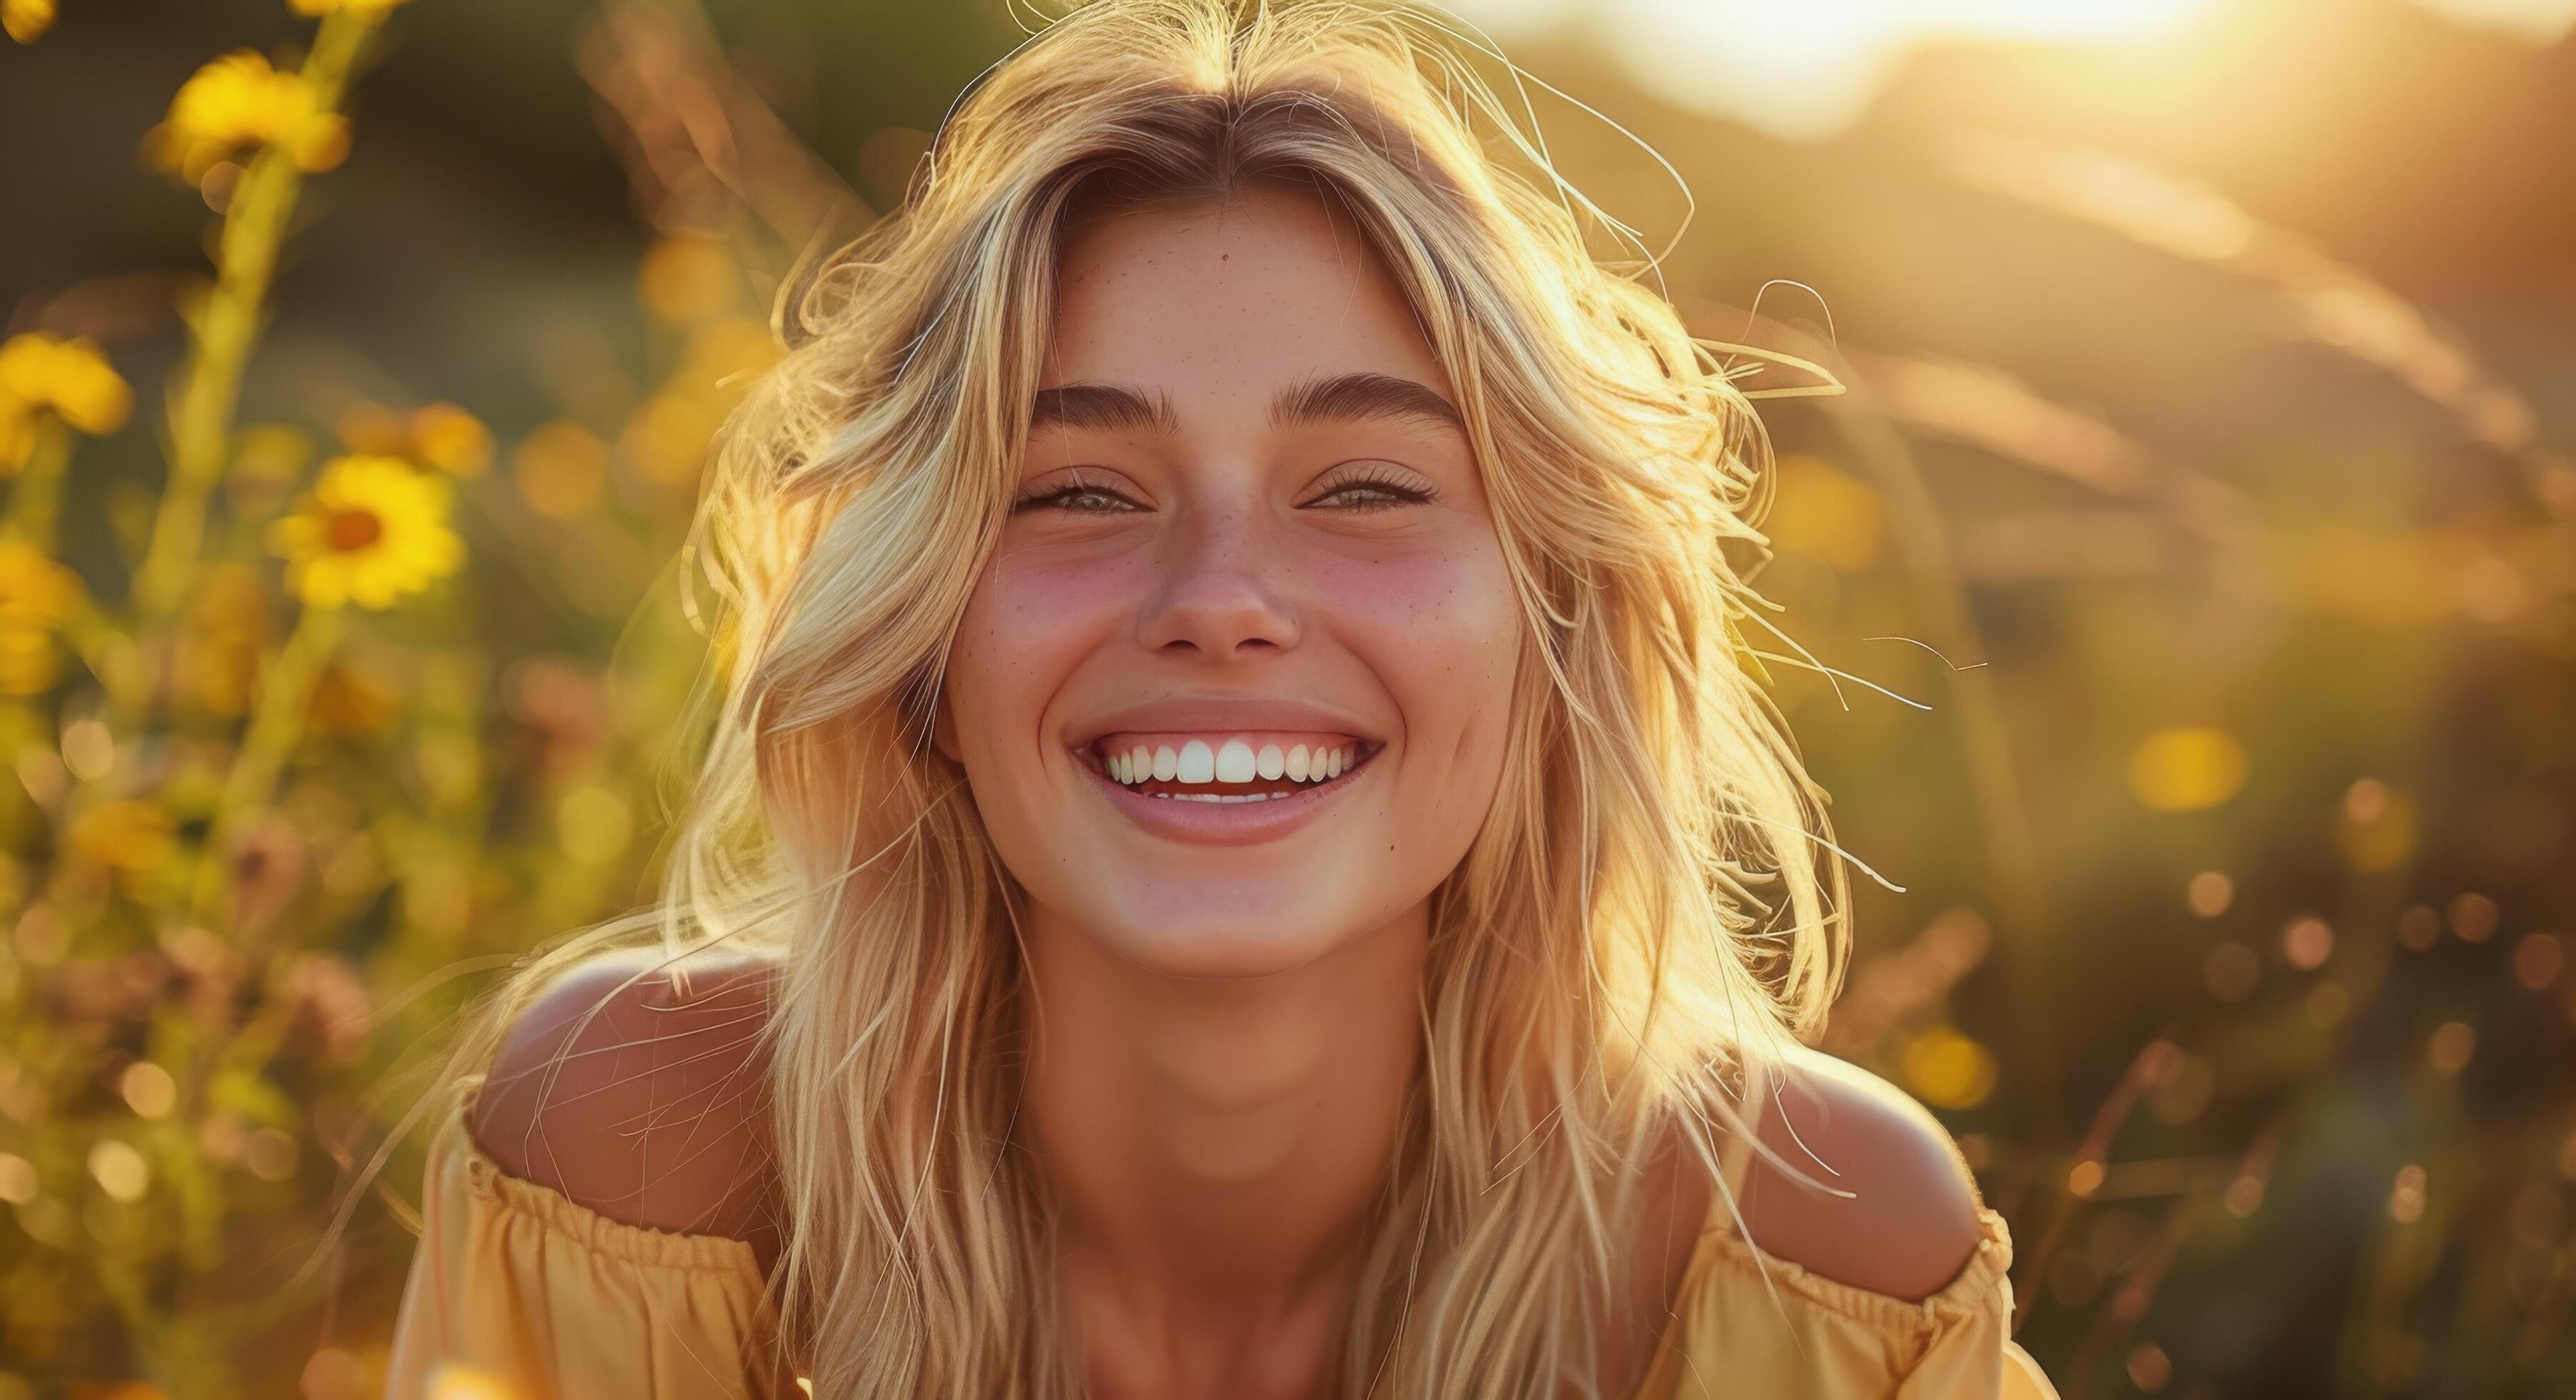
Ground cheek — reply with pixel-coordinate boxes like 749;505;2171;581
1329;540;1521;769
948;547;1146;759
979;539;1154;634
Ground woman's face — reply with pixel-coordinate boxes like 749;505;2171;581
936;182;1522;977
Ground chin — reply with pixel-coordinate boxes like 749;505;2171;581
1088;888;1364;979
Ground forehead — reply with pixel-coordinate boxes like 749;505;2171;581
1044;184;1454;409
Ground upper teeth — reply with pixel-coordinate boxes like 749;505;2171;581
1102;739;1359;787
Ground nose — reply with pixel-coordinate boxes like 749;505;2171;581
1133;501;1301;661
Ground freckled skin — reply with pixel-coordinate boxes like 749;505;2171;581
937;184;1522;979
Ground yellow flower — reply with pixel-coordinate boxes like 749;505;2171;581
0;540;84;624
289;0;415;12
0;332;132;439
267;455;464;610
0;331;129;474
0;543;88;690
0;629;60;695
144;50;349;182
3;0;53;44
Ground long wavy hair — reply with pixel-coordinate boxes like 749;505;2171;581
434;0;1852;1394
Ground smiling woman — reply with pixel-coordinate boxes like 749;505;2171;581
383;1;2054;1396
936;186;1524;969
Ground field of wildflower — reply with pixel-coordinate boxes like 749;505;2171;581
1;0;2570;1396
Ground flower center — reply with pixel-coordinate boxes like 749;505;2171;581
324;508;384;552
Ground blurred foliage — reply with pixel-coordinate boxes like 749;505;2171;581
0;0;2571;1397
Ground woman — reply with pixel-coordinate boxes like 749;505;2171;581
387;1;2057;1395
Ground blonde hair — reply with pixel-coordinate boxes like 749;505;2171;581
443;0;1849;1393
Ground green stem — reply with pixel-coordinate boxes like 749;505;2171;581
185;602;345;927
6;418;72;551
121;9;377;716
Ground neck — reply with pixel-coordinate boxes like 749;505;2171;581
1018;899;1428;1390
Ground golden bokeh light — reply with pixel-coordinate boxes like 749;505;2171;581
2280;916;2333;971
1901;1024;1998;1110
2389;1165;2429;1224
86;1139;149;1204
2427;1021;2477;1075
2127;727;2248;813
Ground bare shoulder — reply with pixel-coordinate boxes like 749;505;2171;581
1732;1043;1987;1302
470;946;782;1259
1599;1046;1987;1394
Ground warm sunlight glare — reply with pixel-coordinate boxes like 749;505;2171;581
2413;0;2576;41
1459;0;2572;140
1457;0;2220;139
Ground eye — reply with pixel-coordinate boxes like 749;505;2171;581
1303;463;1438;512
1012;471;1144;515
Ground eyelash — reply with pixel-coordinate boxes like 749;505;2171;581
1012;474;1137;515
1010;465;1438;515
1314;464;1438;511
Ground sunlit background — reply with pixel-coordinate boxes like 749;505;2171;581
1;0;2571;1396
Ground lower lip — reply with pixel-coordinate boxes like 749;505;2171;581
1078;754;1372;846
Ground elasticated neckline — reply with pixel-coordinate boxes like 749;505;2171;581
441;1101;771;1278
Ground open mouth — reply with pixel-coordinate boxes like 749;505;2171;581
1077;732;1382;803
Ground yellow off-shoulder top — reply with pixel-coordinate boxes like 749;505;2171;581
386;1106;2059;1399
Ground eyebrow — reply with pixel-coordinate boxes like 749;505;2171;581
1028;371;1464;437
1028;381;1181;436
